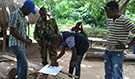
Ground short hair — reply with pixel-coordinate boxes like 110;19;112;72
105;1;119;12
39;6;47;13
76;21;82;26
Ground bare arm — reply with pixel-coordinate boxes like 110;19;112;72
9;12;32;45
119;0;130;13
57;48;66;59
10;27;26;43
10;27;31;44
128;37;135;48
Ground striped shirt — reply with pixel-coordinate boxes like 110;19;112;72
8;8;28;48
106;15;135;51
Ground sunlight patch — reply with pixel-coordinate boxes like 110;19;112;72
81;64;93;68
88;65;93;68
81;64;87;68
124;76;130;79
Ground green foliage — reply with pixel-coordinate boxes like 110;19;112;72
34;0;135;37
125;0;135;23
34;0;107;27
127;0;135;13
34;0;44;7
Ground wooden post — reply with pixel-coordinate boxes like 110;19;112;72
2;28;6;52
0;7;8;52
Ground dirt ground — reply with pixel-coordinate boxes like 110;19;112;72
27;43;135;79
0;43;135;79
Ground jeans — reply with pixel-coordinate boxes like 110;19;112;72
132;45;135;54
104;50;124;79
9;46;28;79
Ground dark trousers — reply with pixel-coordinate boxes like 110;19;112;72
40;44;50;66
132;45;135;54
40;44;50;79
69;55;84;79
69;46;88;79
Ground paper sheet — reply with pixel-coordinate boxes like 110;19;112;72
38;64;63;75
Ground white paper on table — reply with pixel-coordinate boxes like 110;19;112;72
38;64;63;75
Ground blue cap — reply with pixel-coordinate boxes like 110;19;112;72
23;0;36;14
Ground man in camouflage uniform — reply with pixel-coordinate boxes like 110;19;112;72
34;7;59;66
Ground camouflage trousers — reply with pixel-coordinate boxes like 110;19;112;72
39;34;59;66
40;44;51;66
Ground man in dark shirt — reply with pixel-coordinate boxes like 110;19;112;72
57;31;89;79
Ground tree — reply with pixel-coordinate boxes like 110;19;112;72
34;0;134;26
119;0;131;13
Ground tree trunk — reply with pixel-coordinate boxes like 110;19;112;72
0;7;9;52
119;0;130;13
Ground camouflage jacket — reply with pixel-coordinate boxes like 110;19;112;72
34;17;59;45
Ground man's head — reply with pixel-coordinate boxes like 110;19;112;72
71;21;83;32
76;21;82;27
39;7;47;20
104;1;120;18
21;0;36;16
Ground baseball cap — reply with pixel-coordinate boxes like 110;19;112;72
23;0;36;14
